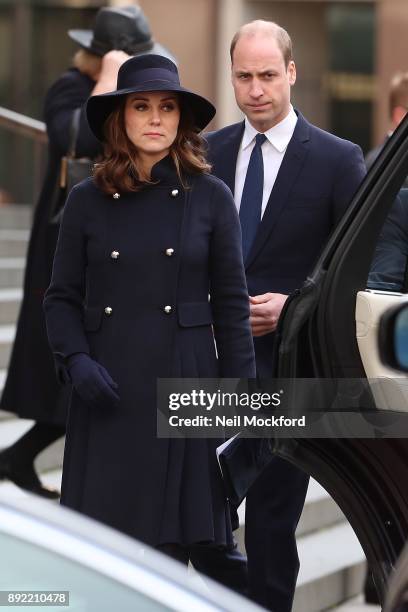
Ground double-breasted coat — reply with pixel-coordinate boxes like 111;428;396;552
0;68;101;424
43;157;256;547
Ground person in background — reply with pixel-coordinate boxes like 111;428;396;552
366;71;408;170
368;190;408;294
0;5;173;498
43;53;255;579
206;20;366;611
366;74;408;308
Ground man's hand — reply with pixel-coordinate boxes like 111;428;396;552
249;292;288;336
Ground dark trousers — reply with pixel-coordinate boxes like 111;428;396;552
245;456;309;612
157;542;248;597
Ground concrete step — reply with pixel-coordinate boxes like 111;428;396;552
332;594;380;611
293;522;366;612
0;418;64;473
0;288;22;324
297;479;345;537
0;205;32;230
0;259;24;288
0;325;14;369
0;230;29;257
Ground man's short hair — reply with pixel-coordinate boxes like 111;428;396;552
389;72;408;117
230;20;293;67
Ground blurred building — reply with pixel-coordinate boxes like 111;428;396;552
0;0;407;203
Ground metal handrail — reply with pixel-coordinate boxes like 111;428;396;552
0;106;48;203
0;106;47;143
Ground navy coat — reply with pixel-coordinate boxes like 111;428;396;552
1;68;101;424
206;112;366;376
44;157;256;546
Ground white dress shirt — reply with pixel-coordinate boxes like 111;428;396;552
234;106;298;218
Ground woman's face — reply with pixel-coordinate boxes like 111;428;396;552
124;91;180;164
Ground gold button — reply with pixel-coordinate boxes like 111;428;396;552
104;307;113;316
164;305;172;314
113;192;120;199
110;250;120;260
165;248;175;257
170;189;179;197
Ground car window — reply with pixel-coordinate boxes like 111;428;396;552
0;531;171;611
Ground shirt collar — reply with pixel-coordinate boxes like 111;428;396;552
242;105;298;153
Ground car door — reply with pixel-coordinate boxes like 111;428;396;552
270;113;408;604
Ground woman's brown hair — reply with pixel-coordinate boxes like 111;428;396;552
93;95;211;194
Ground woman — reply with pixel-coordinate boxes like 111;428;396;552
44;54;255;563
0;4;171;497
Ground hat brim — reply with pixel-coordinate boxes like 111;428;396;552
68;29;176;62
86;83;216;142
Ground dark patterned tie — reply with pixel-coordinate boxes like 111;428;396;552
239;132;267;262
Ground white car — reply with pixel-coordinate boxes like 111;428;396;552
0;492;264;611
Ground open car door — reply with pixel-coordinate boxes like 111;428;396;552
272;113;408;604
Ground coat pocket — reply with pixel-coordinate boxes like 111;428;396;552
83;306;103;331
177;302;213;327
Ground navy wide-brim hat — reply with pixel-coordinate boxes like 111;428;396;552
86;54;216;142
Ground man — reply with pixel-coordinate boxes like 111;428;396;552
366;71;408;169
206;20;366;612
366;73;408;308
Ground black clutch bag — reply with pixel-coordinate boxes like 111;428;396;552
60;155;93;195
49;108;93;225
60;108;93;194
217;435;275;506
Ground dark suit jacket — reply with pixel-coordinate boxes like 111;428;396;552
206;112;366;376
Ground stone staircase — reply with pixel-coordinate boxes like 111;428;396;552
0;205;376;612
0;205;64;472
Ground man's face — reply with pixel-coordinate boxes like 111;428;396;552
231;34;296;132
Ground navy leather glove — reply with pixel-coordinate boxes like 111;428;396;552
67;353;120;409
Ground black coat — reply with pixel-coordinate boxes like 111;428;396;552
43;158;256;547
1;69;101;424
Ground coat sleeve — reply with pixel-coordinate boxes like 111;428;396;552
44;70;100;158
331;142;366;224
43;182;91;382
208;178;256;378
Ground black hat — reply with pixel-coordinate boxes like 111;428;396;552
68;5;174;61
86;54;216;142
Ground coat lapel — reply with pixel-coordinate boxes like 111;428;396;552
211;122;244;195
245;113;311;269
